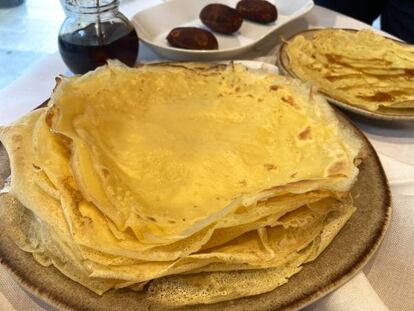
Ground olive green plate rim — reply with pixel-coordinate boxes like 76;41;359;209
0;78;391;311
277;27;414;121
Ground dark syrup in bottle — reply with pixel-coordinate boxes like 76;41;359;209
58;22;139;74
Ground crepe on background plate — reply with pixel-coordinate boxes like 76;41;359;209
281;29;414;114
0;61;363;307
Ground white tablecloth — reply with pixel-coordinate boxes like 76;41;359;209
0;1;413;310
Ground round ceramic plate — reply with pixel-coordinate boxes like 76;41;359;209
0;62;391;311
277;28;414;121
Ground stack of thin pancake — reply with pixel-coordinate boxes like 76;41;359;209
0;62;363;306
285;29;414;112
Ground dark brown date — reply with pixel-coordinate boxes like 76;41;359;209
200;4;243;34
167;27;218;50
236;0;278;24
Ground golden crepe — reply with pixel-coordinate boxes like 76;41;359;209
284;29;414;111
0;61;363;306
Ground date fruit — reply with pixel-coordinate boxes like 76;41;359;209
236;0;278;24
200;4;243;34
167;27;219;50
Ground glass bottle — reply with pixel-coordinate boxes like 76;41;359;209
58;0;139;74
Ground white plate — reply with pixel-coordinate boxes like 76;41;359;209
132;0;314;61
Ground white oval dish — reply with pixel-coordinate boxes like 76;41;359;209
132;0;314;61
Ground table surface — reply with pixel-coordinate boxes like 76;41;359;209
0;1;414;311
0;0;63;90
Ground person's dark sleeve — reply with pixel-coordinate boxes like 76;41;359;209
381;0;414;43
314;0;387;25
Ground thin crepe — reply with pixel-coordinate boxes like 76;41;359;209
48;62;361;244
285;29;414;111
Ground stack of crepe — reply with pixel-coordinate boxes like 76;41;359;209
0;62;363;306
285;29;414;112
